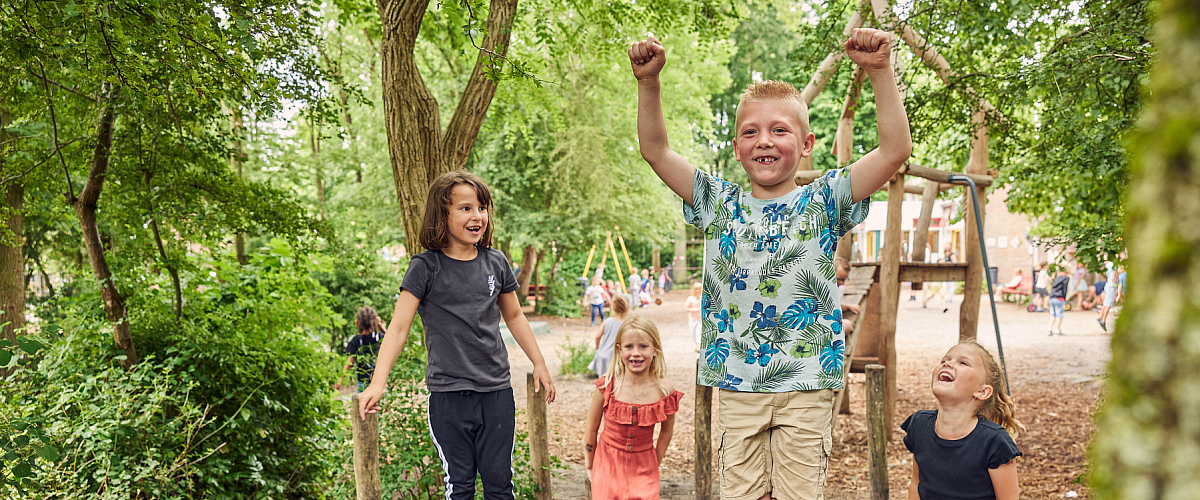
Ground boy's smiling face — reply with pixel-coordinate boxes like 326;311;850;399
733;98;815;198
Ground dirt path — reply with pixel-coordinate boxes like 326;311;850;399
509;287;1110;499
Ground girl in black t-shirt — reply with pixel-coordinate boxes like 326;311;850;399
902;342;1023;500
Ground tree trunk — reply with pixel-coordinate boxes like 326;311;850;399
377;0;518;253
532;248;546;302
517;244;536;305
231;108;248;265
311;118;326;220
0;109;24;379
72;94;137;368
1090;1;1200;498
145;171;182;319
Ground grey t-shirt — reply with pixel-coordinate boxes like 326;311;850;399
402;248;519;392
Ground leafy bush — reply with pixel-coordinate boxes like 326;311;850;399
557;335;595;376
312;252;405;352
11;244;344;498
534;274;581;318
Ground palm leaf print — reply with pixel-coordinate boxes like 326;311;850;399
699;362;728;387
797;323;834;348
803;198;828;230
711;254;736;284
816;253;834;280
790;381;818;391
729;338;755;365
750;360;806;392
817;368;845;389
834;190;856;234
758;243;806;284
794;269;837;315
694;174;718;216
703;272;723;314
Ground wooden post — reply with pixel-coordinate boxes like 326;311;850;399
695;380;713;500
960;110;988;342
877;174;904;441
349;394;381;500
832;66;867;168
866;365;889;500
527;373;552;500
911;181;939;265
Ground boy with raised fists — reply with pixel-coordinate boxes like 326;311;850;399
629;29;911;499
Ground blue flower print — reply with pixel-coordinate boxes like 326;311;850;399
781;298;819;330
819;228;837;255
750;301;778;329
820;339;845;373
714;309;732;333
719;228;738;257
824;310;843;334
718;374;744;390
705;338;731;368
763;203;789;223
702;293;712;318
728;267;749;292
745;343;781;367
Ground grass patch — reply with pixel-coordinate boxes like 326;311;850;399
558;335;595;376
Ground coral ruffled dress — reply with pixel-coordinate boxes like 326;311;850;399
591;378;683;500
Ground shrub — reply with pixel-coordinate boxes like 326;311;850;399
558;335;595;376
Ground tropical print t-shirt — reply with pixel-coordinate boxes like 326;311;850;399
684;168;869;392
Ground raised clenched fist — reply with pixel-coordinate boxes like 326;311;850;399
845;28;893;71
629;36;666;81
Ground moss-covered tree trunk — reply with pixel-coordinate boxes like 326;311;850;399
1090;1;1200;498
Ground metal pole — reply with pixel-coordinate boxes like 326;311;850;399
947;175;1010;395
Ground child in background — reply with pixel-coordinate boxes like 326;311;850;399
586;277;610;327
629;267;642;309
1032;262;1051;312
1098;261;1118;332
904;342;1022;500
589;294;630;378
358;172;556;500
339;306;387;392
585;316;682;499
685;282;703;352
630;26;910;499
1048;268;1070;336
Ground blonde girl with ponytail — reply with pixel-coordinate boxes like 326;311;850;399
902;342;1024;500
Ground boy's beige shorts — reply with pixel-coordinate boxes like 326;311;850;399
717;389;833;500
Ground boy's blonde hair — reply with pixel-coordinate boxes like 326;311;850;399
962;342;1024;439
834;256;851;274
735;80;811;137
600;316;667;396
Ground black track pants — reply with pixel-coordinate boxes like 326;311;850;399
427;388;516;500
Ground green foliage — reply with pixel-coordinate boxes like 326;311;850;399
535;273;581;318
0;334;56;495
312;252;406;352
9;247;344;498
557;335;595;376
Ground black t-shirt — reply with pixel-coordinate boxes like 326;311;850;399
345;331;385;383
1050;275;1070;299
401;248;519;392
902;410;1022;500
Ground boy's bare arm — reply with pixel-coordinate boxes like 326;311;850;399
845;28;913;202
630;36;697;205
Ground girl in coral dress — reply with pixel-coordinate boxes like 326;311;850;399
585;316;683;499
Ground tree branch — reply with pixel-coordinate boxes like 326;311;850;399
35;60;76;202
0;136;86;185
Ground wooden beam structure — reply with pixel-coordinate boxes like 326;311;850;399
910;181;941;265
902;163;992;187
877;174;904;440
898;262;969;283
960;111;989;342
